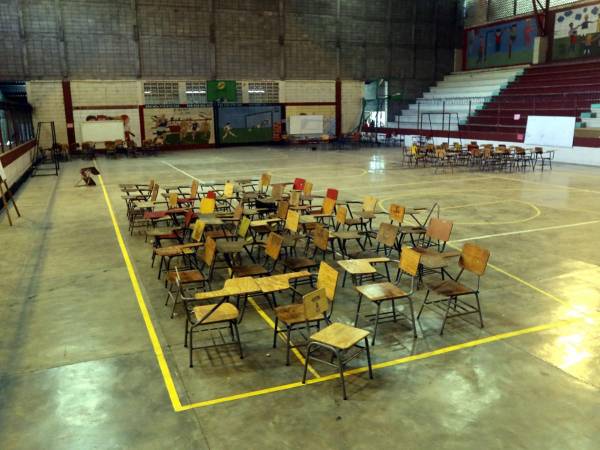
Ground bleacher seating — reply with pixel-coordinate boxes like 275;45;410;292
393;67;524;131
461;60;600;135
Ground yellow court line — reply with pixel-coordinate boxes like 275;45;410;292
97;174;184;412
179;314;595;411
248;297;320;378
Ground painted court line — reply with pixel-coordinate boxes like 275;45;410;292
178;314;596;411
248;297;320;378
98;173;184;412
101;165;596;412
450;219;600;243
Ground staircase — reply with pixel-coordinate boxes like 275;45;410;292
461;59;600;136
394;66;525;131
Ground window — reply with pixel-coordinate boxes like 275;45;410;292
143;81;180;106
185;81;208;105
247;81;279;103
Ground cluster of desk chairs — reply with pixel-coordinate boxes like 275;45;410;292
120;175;491;399
404;141;555;173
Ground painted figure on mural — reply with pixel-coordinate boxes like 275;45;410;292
222;122;237;140
121;115;135;144
508;24;517;58
495;28;503;52
524;18;533;47
568;23;578;54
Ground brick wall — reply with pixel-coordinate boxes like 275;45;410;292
26;81;67;146
71;81;142;107
281;81;335;103
341;81;364;133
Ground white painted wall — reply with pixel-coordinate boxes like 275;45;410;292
2;147;35;189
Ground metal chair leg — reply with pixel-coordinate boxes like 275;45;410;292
273;317;279;348
364;338;374;379
407;295;417;339
417;289;430;320
337;349;347;400
285;325;292;366
354;294;363;326
475;292;484;328
440;297;453;335
302;343;313;384
372;302;382;345
234;321;244;359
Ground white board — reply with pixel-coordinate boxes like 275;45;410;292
524;116;575;148
81;120;125;143
288;115;324;135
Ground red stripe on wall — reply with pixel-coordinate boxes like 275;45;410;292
62;80;76;150
0;140;36;167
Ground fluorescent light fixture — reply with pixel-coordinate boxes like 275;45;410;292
144;90;151;94
248;89;265;94
185;90;206;94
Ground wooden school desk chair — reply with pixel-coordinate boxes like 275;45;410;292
419;243;490;335
273;262;338;365
354;248;422;344
301;288;373;400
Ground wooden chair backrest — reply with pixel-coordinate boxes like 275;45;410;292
389;204;405;223
377;223;399;247
515;147;526;155
399;247;421;277
265;232;283;261
285;210;300;233
168;192;178;208
206;191;217;199
426;218;453;243
335;206;347;225
322;197;336;215
150;184;159;202
238;216;251;239
317;261;338;301
293;178;305;190
105;141;115;149
260;173;271;189
277;200;289;220
325;188;338;200
183;209;194;228
199;197;216;214
232;204;244;221
459;243;490;276
534;147;543;153
289;190;301;207
223;182;234;197
435;148;446;158
202;237;217;266
271;183;284;201
483;147;492;158
363;195;377;212
191;220;206;242
190;181;198;199
302;288;329;319
303;181;313;197
149;179;155;190
312;224;329;251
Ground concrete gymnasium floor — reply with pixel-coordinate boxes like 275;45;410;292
1;146;599;450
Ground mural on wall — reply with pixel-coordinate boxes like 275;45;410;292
553;3;600;60
285;105;336;136
73;109;141;145
144;107;214;145
466;17;538;69
217;105;282;145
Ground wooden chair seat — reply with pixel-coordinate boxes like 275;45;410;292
155;243;200;257
357;211;376;220
166;269;205;284
146;226;182;238
251;224;273;235
231;264;269;277
205;229;236;240
193;303;239;324
345;217;362;226
275;304;324;325
331;230;361;240
399;226;426;234
283;257;318;271
310;322;370;350
426;279;474;297
356;282;408;301
216;240;249;254
281;234;304;247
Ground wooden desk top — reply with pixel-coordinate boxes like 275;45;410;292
255;271;311;293
194;277;261;300
337;257;390;274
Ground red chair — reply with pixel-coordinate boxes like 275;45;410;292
207;191;217;199
292;178;306;191
326;188;338;200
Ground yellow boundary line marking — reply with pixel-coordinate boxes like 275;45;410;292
100;166;596;413
98;174;184;412
179;314;596;411
248;297;320;378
